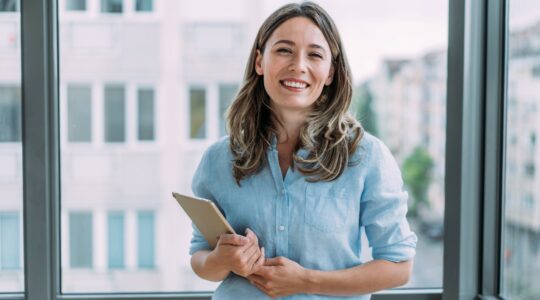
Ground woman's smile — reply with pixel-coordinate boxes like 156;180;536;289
280;79;310;91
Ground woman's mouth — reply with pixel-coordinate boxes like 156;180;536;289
280;80;309;90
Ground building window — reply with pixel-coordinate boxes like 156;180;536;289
135;0;152;12
0;85;21;142
189;87;206;139
67;85;92;142
0;0;17;12
104;85;126;143
69;212;93;268
137;88;155;141
107;212;125;269
0;213;20;270
66;0;86;11
219;84;238;137
524;162;535;177
532;65;540;78
101;0;122;13
137;211;155;269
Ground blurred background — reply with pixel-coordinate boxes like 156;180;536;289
0;0;537;298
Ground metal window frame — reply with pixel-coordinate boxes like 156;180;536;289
480;0;507;299
443;0;485;297
21;0;60;299
16;0;511;299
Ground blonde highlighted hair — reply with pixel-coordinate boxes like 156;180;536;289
226;1;363;185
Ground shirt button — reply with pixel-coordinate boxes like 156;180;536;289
281;189;286;195
279;225;285;231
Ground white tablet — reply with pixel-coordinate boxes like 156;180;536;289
172;192;236;249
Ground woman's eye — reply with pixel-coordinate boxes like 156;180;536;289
310;52;323;59
277;48;292;54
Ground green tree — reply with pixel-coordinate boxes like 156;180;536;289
402;146;434;217
352;82;378;136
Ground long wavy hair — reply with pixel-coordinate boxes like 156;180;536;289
226;1;363;185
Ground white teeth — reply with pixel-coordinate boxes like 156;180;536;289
283;81;307;88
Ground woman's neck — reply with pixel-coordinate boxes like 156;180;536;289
273;108;307;147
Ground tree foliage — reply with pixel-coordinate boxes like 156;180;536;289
402;146;434;216
352;82;378;136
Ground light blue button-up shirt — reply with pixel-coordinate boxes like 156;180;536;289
190;132;417;299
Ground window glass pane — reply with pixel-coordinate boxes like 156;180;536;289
0;213;20;270
104;85;126;143
135;0;152;12
137;211;154;269
0;0;17;12
59;0;446;294
503;1;540;299
0;86;21;142
0;3;23;292
67;85;92;142
137;88;155;141
66;0;86;11
69;212;93;268
108;212;125;269
101;0;122;13
218;84;238;137
189;87;206;139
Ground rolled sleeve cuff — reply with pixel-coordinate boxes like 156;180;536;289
189;241;211;255
189;223;211;255
372;234;417;262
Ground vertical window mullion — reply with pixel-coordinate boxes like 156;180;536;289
21;0;60;299
482;0;507;297
444;0;485;299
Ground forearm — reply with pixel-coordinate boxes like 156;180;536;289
190;250;231;282
305;259;413;296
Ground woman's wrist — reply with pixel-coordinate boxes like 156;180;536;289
204;250;231;278
302;268;321;294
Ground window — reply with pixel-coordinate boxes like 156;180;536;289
67;84;92;142
69;212;93;268
503;1;540;299
0;1;22;293
137;88;155;141
135;0;152;12
108;212;125;269
0;213;20;270
137;211;155;269
189;87;206;139
218;84;238;137
66;0;86;11
0;85;21;142
0;0;17;12
54;0;447;296
101;0;122;13
104;85;126;143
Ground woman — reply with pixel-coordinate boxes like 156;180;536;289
189;2;417;299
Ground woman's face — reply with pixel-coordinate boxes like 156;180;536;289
255;17;334;115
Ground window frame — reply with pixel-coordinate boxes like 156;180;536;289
14;0;512;299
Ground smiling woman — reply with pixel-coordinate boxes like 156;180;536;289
189;2;417;299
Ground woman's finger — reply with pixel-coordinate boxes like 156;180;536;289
245;247;262;270
219;234;249;246
253;247;265;270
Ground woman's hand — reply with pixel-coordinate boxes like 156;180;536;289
207;228;265;277
248;256;311;298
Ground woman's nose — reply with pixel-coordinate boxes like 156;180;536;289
288;54;307;73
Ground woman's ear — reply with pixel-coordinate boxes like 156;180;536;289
255;49;264;75
325;64;335;86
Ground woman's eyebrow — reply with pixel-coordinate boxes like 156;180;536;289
273;39;327;53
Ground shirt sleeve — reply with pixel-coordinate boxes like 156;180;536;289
359;137;417;262
189;149;213;255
